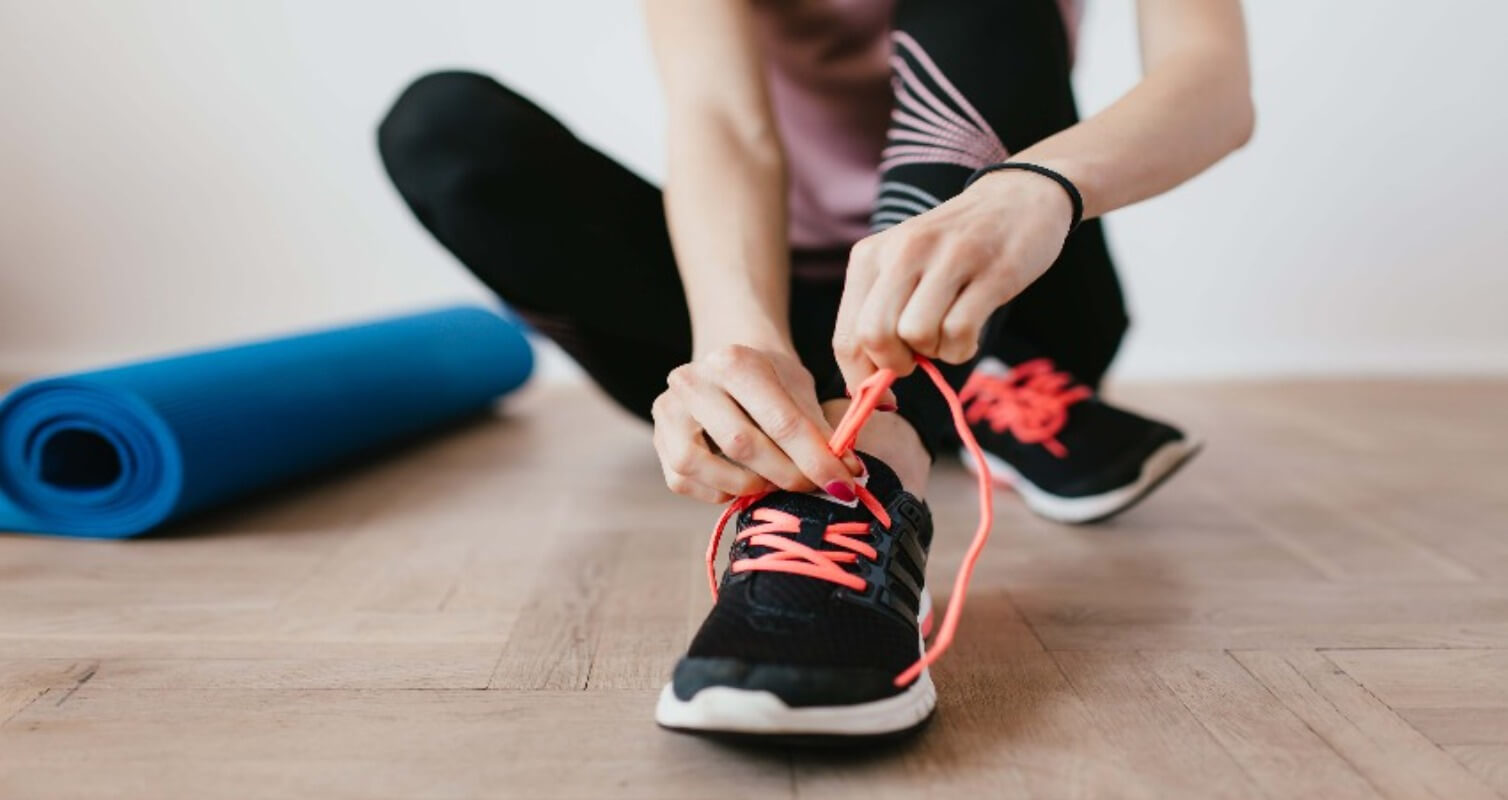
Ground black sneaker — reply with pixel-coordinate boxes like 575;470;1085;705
958;357;1201;524
655;452;938;743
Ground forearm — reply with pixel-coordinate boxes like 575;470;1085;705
1009;1;1254;219
643;0;794;358
663;113;793;357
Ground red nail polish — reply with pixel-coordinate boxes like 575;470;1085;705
876;402;898;412
825;481;857;502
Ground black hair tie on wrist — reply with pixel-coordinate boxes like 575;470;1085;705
964;162;1084;236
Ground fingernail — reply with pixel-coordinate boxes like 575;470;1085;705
824;481;857;502
876;402;898;412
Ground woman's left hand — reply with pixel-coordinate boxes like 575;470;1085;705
832;170;1075;392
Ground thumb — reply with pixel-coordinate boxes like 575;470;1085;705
787;376;866;477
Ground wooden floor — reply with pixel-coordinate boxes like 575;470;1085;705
1;379;1506;799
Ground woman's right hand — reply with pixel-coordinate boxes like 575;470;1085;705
652;344;863;504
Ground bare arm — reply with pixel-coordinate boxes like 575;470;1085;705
835;0;1254;387
643;0;791;355
1013;0;1255;218
643;0;861;503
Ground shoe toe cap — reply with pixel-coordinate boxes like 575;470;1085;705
671;657;905;708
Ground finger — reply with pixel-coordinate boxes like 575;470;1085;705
767;360;832;437
856;257;920;376
840;385;899;417
678;374;811;492
725;360;858;497
653;392;769;498
896;258;969;360
937;278;1009;364
868;386;900;409
787;376;833;436
836;347;887;411
778;371;862;475
663;470;732;504
833;238;883;394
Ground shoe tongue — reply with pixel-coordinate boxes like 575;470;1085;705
737;451;903;609
854;450;904;503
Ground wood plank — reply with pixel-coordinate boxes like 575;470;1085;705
1018;581;1508;651
79;649;500;691
1234;649;1498;800
585;505;706;691
1446;746;1508;798
1399;708;1508;746
1033;622;1508;652
0;660;98;689
0;638;496;661
1053;651;1258;798
0;688;793;800
1146;651;1379;799
1213;466;1478;583
794;649;1150;799
0;688;46;725
1326;650;1508;708
487;516;623;690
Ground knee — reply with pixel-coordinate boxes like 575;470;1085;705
376;70;560;201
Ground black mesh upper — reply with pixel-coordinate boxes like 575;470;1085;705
971;393;1184;497
681;452;932;682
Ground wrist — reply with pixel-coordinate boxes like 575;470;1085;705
966;161;1083;235
692;319;795;360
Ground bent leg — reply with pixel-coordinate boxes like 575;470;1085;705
875;0;1128;396
378;71;690;420
873;2;1197;524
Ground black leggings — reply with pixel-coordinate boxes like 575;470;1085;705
378;0;1127;455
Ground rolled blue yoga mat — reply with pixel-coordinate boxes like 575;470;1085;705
0;306;532;539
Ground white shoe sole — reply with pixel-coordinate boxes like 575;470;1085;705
657;590;937;739
963;437;1201;524
654;668;936;738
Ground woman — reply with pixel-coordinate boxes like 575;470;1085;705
379;0;1251;742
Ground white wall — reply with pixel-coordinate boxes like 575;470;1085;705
2;1;1505;379
1077;2;1508;376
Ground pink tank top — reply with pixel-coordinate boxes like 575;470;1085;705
751;0;1083;251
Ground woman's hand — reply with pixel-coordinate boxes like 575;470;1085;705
652;345;863;504
832;170;1074;392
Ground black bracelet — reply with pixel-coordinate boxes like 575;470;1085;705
964;162;1084;235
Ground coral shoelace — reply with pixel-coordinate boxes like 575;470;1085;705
959;358;1091;458
706;356;995;688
